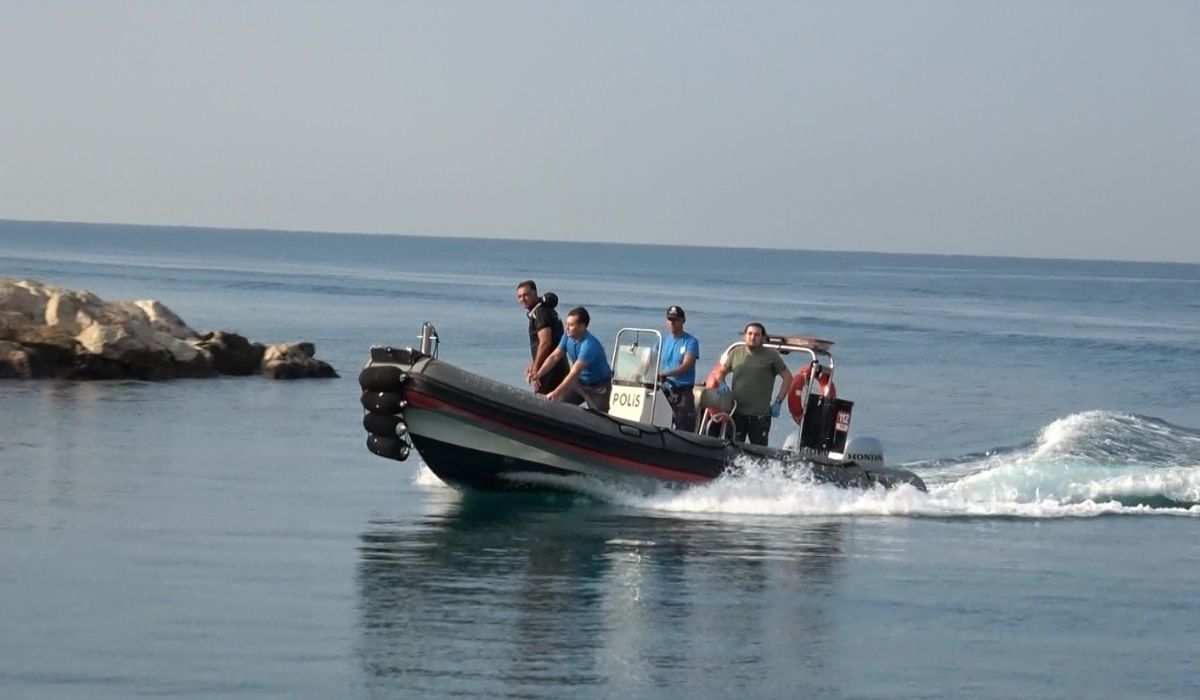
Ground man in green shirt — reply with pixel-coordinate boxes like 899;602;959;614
712;322;793;446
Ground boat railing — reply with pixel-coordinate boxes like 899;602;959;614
697;399;738;440
718;338;835;382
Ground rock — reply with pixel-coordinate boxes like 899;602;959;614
0;340;34;379
44;290;91;334
0;310;78;378
197;331;264;376
0;281;49;319
135;299;198;338
262;342;339;379
0;277;336;381
0;310;44;342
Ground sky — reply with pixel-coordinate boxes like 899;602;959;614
2;1;1197;263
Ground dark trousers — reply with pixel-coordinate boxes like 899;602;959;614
732;413;771;446
535;360;570;396
668;387;697;432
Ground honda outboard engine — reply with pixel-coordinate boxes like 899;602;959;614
842;436;885;470
798;393;854;457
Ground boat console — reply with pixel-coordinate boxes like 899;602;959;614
608;327;675;428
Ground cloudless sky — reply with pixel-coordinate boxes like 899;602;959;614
2;1;1197;262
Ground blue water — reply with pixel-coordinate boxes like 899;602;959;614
2;219;1198;699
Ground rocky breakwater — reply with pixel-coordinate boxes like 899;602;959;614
0;278;337;380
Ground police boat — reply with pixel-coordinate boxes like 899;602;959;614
358;322;926;494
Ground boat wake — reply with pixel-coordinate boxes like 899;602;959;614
910;411;1200;515
414;410;1200;518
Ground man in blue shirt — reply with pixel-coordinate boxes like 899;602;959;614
657;305;700;431
534;306;613;412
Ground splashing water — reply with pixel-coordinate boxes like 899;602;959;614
413;463;450;489
1031;410;1200;464
411;411;1200;518
921;411;1200;512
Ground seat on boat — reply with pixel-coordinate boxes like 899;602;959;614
695;386;736;438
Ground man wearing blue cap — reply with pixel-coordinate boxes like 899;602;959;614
658;305;700;431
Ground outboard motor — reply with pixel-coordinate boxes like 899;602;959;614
798;393;854;458
842;435;885;470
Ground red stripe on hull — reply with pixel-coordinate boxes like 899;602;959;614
405;390;713;483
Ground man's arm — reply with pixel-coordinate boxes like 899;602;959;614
547;357;588;402
776;365;793;404
713;346;736;383
773;353;793;418
662;352;697;380
533;346;566;390
527;326;556;382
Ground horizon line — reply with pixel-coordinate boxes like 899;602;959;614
2;216;1193;268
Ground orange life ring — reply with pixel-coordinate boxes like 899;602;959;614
787;366;836;423
786;366;812;422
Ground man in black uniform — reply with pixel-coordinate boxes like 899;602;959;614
517;279;569;395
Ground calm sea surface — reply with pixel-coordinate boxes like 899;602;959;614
2;220;1198;699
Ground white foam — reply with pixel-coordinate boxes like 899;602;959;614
412;461;448;488
1063;465;1200;504
1032;410;1110;459
606;538;658;547
605;456;1200;519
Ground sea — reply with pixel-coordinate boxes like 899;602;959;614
1;219;1198;699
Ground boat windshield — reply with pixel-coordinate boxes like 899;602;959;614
611;328;662;386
